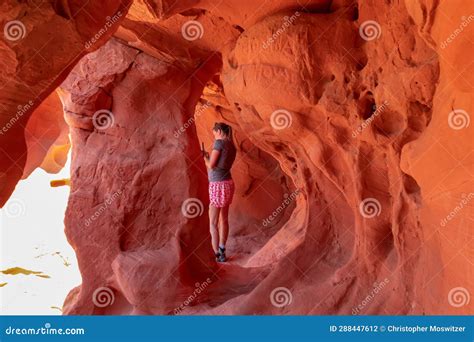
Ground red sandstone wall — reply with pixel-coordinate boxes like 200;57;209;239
0;0;132;205
0;0;472;315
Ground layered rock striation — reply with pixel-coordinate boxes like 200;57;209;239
0;0;472;315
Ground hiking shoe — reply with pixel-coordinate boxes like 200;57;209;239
217;252;227;262
216;247;226;262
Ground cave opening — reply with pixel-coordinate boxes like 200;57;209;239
0;0;467;318
0;150;80;314
41;39;312;314
192;78;299;267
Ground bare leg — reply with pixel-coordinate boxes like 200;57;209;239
209;205;221;254
218;205;230;247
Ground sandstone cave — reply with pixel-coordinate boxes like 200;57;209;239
0;0;472;316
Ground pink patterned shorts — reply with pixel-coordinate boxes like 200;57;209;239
209;179;235;208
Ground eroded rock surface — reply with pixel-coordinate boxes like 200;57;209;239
0;0;132;205
1;0;472;315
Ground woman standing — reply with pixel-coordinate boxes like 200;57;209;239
203;122;237;262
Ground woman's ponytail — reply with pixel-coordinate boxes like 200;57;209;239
213;122;233;140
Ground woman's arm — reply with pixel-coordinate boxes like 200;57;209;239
205;149;220;169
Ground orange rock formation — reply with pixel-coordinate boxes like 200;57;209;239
0;0;472;315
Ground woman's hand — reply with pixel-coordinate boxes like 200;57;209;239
205;149;220;169
201;142;209;159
